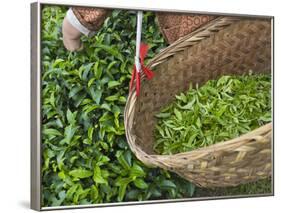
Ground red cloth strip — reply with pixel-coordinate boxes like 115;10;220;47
130;43;154;96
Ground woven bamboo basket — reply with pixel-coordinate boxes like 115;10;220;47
124;16;272;188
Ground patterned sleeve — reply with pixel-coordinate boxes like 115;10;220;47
66;7;111;36
156;13;217;44
66;7;215;43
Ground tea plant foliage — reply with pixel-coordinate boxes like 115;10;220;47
42;6;194;207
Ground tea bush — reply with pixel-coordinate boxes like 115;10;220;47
41;6;195;207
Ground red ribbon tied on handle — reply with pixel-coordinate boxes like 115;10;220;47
129;43;154;96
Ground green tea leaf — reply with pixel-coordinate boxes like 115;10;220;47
108;81;121;89
66;109;76;125
155;112;171;118
133;178;148;189
69;86;83;99
89;87;102;104
105;95;119;102
43;128;62;136
130;163;145;177
93;165;108;185
159;180;177;189
94;61;102;79
69;169;93;179
174;108;182;121
64;125;78;144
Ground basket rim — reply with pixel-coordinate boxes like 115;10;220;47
150;122;272;158
147;16;240;69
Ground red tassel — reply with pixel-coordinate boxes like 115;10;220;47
136;71;141;96
130;43;154;96
130;65;136;91
142;65;154;80
140;43;149;63
140;43;154;80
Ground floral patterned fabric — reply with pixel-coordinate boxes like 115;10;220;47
156;13;216;43
72;7;112;32
72;7;216;44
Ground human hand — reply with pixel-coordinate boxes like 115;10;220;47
62;16;83;52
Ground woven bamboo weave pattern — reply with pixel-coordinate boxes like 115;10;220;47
124;16;272;187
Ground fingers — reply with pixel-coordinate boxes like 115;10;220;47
62;16;83;52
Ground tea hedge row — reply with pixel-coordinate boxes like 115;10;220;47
41;6;195;207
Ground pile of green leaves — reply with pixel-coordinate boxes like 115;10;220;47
42;6;195;207
154;74;271;155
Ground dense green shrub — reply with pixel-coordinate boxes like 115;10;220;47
41;6;195;207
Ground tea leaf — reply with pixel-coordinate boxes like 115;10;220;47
134;178;148;189
93;165;108;185
69;169;93;179
108;81;121;88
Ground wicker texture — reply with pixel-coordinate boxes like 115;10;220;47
124;16;272;188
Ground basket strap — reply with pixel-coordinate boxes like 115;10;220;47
135;11;143;73
130;11;154;96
